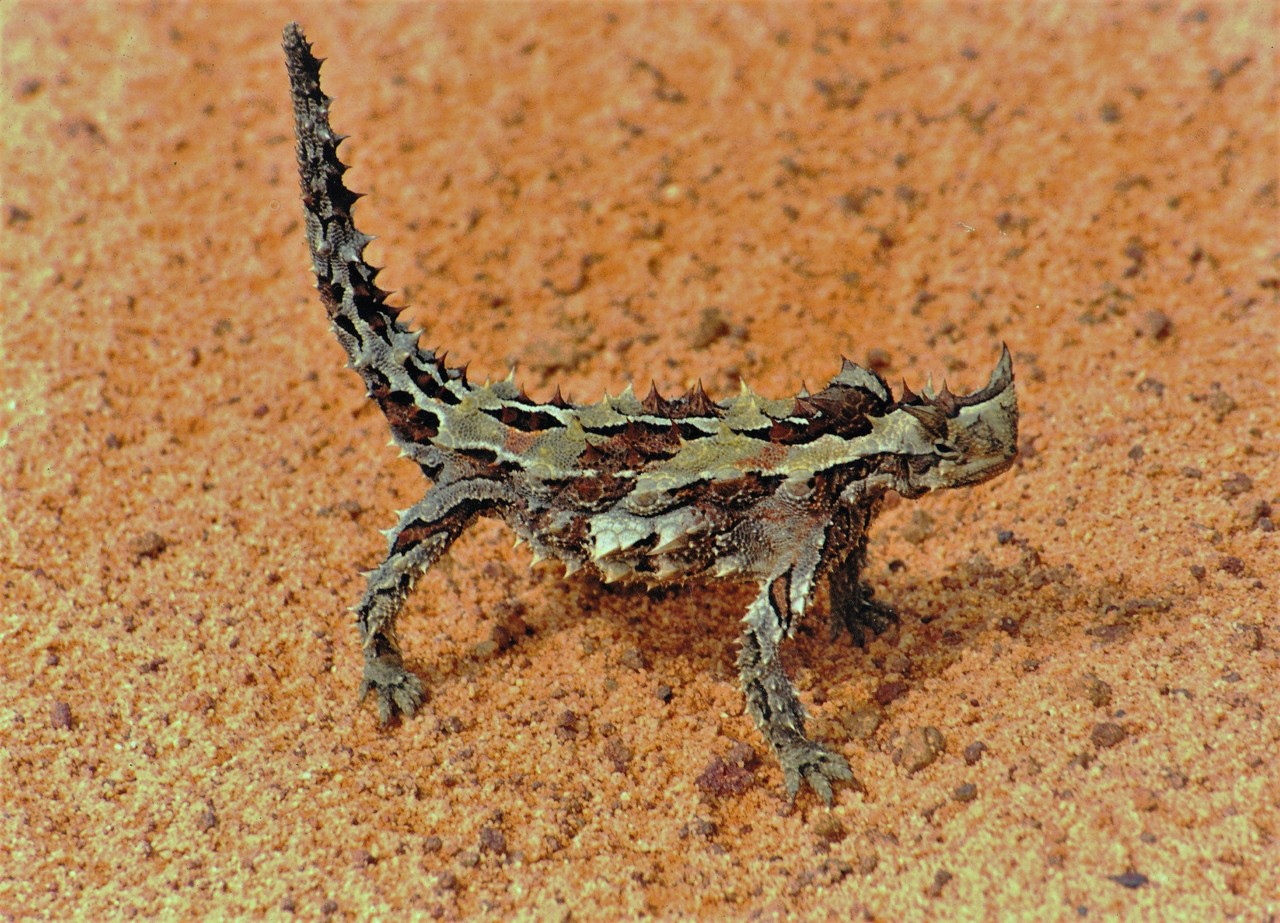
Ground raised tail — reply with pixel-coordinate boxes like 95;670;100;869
283;23;461;455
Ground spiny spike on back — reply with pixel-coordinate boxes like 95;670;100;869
642;381;671;416
935;380;958;414
549;385;572;409
791;395;822;418
684;380;719;418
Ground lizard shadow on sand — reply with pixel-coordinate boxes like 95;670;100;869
386;531;1108;776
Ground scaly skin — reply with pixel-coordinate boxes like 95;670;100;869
283;23;1018;804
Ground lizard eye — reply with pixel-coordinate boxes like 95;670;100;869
933;440;960;459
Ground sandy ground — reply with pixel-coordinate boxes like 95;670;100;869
2;3;1276;919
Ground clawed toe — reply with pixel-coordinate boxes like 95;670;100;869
359;658;426;723
781;741;858;805
832;595;899;645
857;598;898;635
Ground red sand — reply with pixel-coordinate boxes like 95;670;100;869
2;4;1275;919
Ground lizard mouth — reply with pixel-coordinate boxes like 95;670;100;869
895;482;928;500
893;456;930;499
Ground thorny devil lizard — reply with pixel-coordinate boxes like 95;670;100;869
283;23;1018;804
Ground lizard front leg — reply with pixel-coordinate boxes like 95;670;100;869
737;573;855;804
354;479;497;722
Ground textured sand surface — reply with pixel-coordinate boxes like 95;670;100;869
2;3;1276;919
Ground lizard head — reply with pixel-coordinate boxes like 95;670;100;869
883;344;1018;497
824;345;1017;503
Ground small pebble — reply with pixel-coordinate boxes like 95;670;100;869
1220;472;1253;497
926;869;954;897
1109;871;1149;889
51;701;72;730
126;531;167;561
900;726;945;774
1136;309;1172;340
1075;673;1113;708
1091;722;1127;749
812;815;847;844
1218;556;1245;576
478;826;507;855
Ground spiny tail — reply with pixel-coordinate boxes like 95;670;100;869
283;22;462;449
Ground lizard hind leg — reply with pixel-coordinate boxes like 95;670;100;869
354;484;487;723
737;576;856;804
828;556;899;644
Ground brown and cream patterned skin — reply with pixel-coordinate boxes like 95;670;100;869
283;23;1019;803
